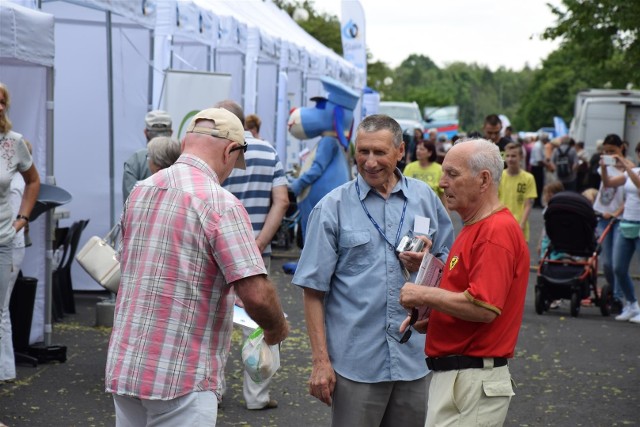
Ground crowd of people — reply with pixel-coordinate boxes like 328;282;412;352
2;73;639;426
404;115;640;321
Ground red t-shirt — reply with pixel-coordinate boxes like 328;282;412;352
426;208;529;358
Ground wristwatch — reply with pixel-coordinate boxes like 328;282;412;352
16;214;29;222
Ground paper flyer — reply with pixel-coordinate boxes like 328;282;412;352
413;252;445;321
233;305;288;330
234;305;259;330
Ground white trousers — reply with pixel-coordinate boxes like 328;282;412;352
0;246;23;381
113;391;218;427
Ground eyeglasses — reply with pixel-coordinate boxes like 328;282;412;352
386;308;418;344
229;143;247;154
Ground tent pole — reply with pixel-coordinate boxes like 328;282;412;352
106;11;115;227
43;66;55;347
148;29;154;111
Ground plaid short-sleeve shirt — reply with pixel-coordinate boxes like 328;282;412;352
105;154;265;400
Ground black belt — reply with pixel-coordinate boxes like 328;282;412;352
426;356;508;372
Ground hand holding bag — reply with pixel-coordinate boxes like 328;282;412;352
75;224;121;293
242;327;281;383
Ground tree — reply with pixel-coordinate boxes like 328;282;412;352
516;0;640;129
274;0;343;55
543;0;640;81
273;0;545;132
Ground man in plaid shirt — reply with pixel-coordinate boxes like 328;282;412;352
105;108;289;426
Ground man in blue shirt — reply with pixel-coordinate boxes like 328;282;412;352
292;114;454;426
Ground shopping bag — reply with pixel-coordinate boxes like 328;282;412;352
241;327;281;383
75;225;120;293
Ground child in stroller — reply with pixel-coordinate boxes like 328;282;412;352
535;191;615;317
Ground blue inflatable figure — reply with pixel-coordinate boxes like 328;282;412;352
288;77;360;241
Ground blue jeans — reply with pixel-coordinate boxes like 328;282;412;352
612;229;640;304
597;219;622;300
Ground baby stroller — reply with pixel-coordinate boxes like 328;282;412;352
535;191;615;317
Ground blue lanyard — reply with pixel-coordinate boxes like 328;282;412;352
355;176;408;250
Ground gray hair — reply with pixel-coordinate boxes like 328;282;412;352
356;114;403;147
455;138;504;185
146;128;172;139
214;99;245;125
147;136;181;170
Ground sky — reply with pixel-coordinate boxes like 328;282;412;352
315;0;564;71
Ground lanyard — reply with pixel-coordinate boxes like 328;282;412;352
355;176;408;250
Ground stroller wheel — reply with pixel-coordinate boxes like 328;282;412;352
599;284;612;317
570;292;581;317
535;288;545;315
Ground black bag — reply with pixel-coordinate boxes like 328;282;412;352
555;146;572;179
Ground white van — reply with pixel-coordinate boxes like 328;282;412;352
569;89;640;155
378;101;424;133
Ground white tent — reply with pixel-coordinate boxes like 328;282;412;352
37;0;155;291
0;1;55;343
15;0;363;292
192;0;364;168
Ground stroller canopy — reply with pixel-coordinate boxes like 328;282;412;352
544;191;597;256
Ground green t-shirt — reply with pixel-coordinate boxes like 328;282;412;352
498;169;537;241
403;161;444;196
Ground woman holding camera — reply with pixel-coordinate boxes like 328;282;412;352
593;134;628;312
600;137;640;323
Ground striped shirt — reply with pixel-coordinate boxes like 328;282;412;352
223;133;287;255
105;153;266;400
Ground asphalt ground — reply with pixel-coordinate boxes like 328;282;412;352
1;206;639;427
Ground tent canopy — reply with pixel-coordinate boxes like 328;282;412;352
0;1;54;67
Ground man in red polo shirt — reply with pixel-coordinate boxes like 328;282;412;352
400;138;529;427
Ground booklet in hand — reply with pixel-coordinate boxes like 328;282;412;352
413;252;445;321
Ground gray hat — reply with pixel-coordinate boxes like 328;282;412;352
145;110;172;130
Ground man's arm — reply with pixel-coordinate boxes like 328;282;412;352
234;274;289;345
303;288;335;405
255;185;289;253
303;287;335;406
400;284;498;323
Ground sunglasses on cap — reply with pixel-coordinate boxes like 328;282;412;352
229;143;248;154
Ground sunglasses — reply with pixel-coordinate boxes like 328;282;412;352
387;308;419;344
229;143;247;154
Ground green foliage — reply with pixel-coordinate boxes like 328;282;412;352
380;59;534;131
517;0;640;128
274;0;343;55
275;0;640;133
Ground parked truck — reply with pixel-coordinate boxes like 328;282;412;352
569;89;640;155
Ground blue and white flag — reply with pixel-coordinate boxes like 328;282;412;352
554;116;568;137
340;0;366;74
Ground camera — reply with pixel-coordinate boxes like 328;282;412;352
602;155;616;166
396;235;425;253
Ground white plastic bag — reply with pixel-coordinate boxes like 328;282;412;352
241;327;281;383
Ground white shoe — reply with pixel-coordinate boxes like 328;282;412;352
629;312;640;324
615;301;640;321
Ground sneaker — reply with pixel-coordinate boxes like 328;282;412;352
630;312;640;324
247;399;278;410
550;299;564;309
615;301;640;321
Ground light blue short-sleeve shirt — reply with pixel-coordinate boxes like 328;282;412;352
292;172;454;383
